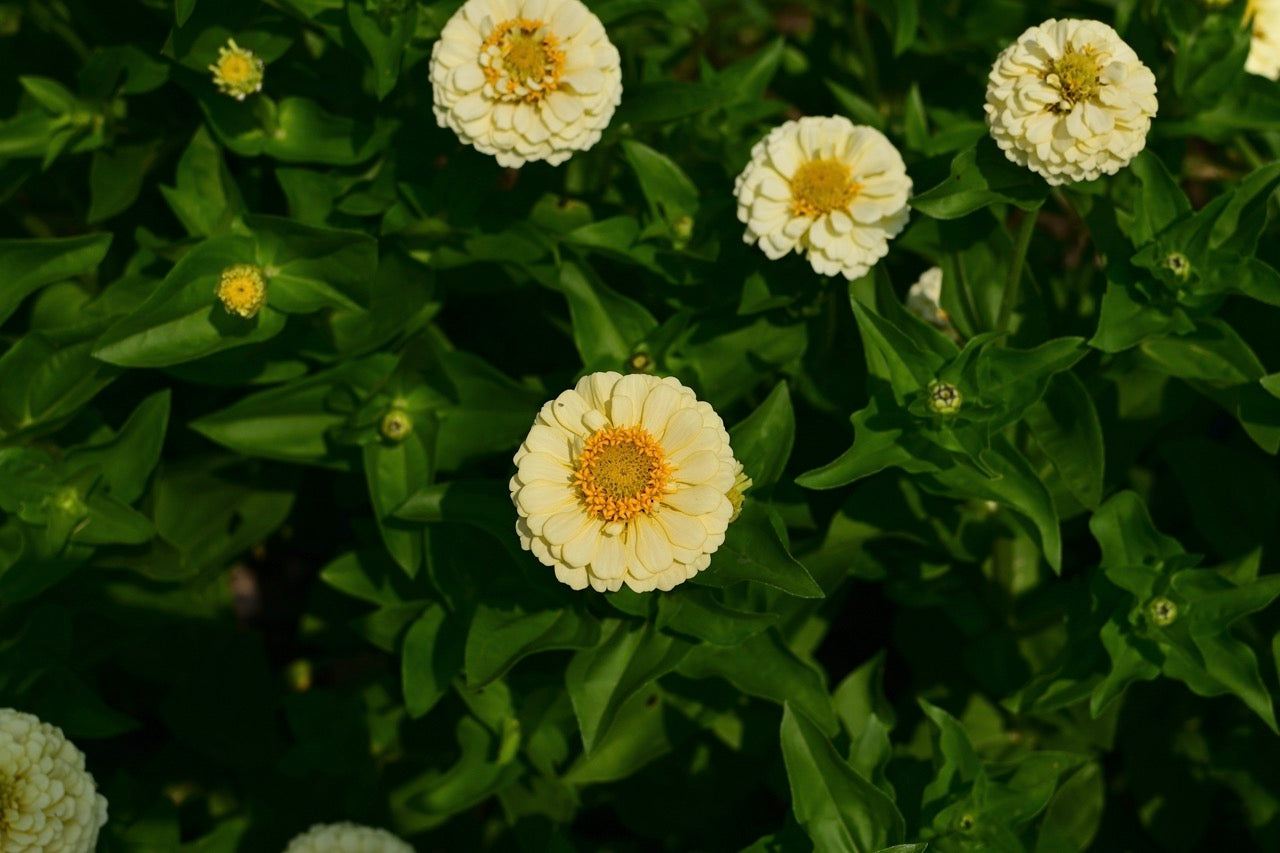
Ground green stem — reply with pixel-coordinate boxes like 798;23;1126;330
996;203;1041;334
1234;134;1267;171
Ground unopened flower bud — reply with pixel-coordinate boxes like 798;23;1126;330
380;409;413;442
927;380;962;416
209;38;265;101
1162;252;1191;281
1147;595;1178;626
626;351;654;373
216;264;268;318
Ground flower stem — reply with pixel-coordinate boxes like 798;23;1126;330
996;202;1041;334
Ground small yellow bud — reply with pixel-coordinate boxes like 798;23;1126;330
927;380;963;416
1147;595;1178;627
626;351;654;373
52;487;86;516
216;264;268;318
726;463;753;523
380;409;413;442
209;38;265;101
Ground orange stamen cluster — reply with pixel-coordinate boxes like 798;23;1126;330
480;18;566;104
573;426;671;523
789;158;862;218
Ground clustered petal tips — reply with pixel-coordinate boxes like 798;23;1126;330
0;708;108;853
1247;0;1280;80
430;0;623;167
985;18;1157;186
734;116;912;280
216;264;268;319
511;372;746;593
209;38;265;101
284;822;414;852
906;267;947;329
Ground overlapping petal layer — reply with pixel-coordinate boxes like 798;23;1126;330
985;18;1157;185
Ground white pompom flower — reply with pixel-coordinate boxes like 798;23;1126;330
734;116;912;280
1247;0;1280;80
510;372;746;593
429;0;623;167
985;18;1158;185
0;708;108;853
283;822;413;853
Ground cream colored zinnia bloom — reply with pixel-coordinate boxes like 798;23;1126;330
734;116;912;279
430;0;623;167
905;267;947;328
511;372;745;593
209;38;264;101
284;822;413;853
0;708;108;853
1247;0;1280;80
985;18;1157;185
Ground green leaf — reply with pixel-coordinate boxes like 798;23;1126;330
364;426;434;575
1128;151;1191;247
88;141;163;222
174;0;197;25
780;703;905;853
621;139;700;225
0;335;119;440
729;382;796;491
549;262;657;369
565;620;692;753
347;0;417;100
160;126;244;237
696;500;824;597
1023;371;1105;509
92;237;287;368
1091;491;1184;582
657;585;778;646
613;81;726;124
465;602;600;688
0;233;112;326
681;632;838;736
63;389;170;503
911;140;1049;219
191;356;396;469
401;602;463;718
319;549;419;607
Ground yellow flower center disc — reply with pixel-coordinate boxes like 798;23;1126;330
216;264;268;318
219;54;254;85
789;158;861;218
574;426;671;522
482;18;565;103
1048;46;1102;108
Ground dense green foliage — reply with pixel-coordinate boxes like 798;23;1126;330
3;0;1280;850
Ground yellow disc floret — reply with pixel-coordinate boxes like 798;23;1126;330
726;463;752;523
209;38;265;101
789;158;862;218
1045;45;1102;110
480;18;566;103
216;264;268;318
573;426;671;523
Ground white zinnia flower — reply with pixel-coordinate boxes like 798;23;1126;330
1247;0;1280;80
0;709;108;853
985;18;1158;185
905;266;948;329
283;822;413;852
734;116;911;279
429;0;623;167
511;372;745;593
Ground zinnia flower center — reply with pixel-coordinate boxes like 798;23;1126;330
573;426;671;522
481;18;566;103
1046;46;1102;109
218;54;254;84
216;264;268;318
789;158;861;217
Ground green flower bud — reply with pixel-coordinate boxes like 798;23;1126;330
626;350;654;374
1162;252;1191;281
927;380;963;416
1147;595;1178;627
380;409;413;442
